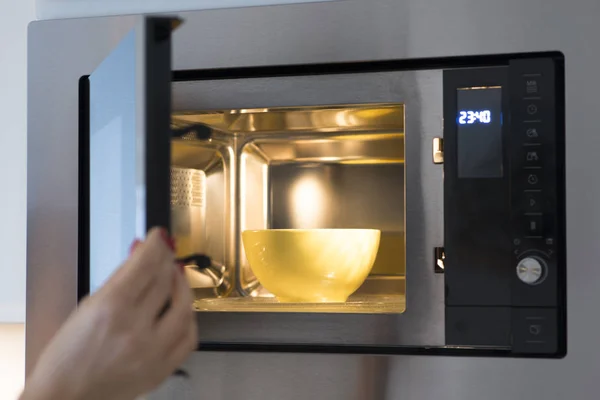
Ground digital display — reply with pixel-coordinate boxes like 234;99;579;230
457;87;503;178
458;110;492;124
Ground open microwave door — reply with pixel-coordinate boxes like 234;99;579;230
80;17;179;296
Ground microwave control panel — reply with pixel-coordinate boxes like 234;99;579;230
443;56;565;356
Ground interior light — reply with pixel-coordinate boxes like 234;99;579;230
291;175;327;228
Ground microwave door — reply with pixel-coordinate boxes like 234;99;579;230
81;16;177;296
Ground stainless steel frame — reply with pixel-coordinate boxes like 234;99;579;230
28;0;597;398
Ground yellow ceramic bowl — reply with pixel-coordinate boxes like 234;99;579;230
242;229;381;303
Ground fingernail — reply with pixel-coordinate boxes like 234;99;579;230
159;228;176;252
129;239;141;255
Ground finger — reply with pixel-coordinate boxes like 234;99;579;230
128;227;175;279
96;238;143;286
164;316;198;377
114;227;175;303
133;230;179;317
155;266;195;350
161;275;198;356
138;259;179;325
160;288;198;375
94;238;145;302
129;238;142;254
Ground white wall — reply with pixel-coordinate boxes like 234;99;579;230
0;0;35;323
0;0;35;397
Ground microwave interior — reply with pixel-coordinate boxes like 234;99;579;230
170;104;407;314
82;17;565;357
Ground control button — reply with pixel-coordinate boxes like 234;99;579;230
523;77;540;96
526;173;541;187
525;149;541;165
521;75;543;98
524;192;542;212
512;308;558;355
529;324;542;335
516;257;546;285
526;103;539;115
524;215;543;236
525;127;540;139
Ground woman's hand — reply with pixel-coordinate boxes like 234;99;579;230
21;227;198;400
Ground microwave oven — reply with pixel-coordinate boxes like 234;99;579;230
77;16;566;358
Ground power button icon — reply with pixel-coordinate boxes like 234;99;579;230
513;308;557;353
527;104;538;115
529;324;542;335
527;174;539;185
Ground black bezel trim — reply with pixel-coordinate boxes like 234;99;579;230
172;51;563;82
198;341;565;359
77;75;90;302
555;57;567;359
144;17;175;235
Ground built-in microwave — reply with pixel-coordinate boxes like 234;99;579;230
78;16;566;358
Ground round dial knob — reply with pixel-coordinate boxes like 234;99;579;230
516;257;547;285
